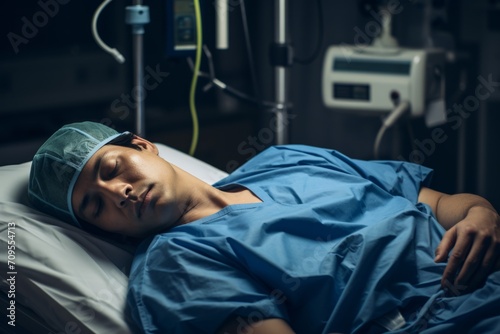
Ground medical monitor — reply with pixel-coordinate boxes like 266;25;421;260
322;46;446;125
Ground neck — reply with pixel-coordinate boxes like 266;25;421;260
177;182;262;226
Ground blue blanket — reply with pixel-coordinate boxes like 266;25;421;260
127;145;500;333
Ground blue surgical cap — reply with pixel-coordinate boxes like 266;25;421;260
28;122;130;227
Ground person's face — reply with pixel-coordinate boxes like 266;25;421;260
71;137;184;237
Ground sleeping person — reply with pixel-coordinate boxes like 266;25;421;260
28;121;500;334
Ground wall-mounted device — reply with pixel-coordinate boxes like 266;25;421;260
322;46;447;127
165;0;200;57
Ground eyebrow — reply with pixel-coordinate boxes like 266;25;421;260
78;152;106;219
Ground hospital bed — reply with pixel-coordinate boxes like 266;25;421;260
3;139;500;333
0;143;228;334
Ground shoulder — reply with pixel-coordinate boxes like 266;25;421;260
237;144;351;171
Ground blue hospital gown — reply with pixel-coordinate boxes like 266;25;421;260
127;145;500;334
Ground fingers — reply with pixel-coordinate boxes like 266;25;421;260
454;237;488;288
435;206;500;294
435;227;460;288
459;227;500;289
439;229;472;290
438;226;500;293
434;227;456;263
467;247;496;290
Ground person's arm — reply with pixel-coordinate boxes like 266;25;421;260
418;187;500;292
217;318;296;334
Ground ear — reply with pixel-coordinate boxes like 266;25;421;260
130;135;159;155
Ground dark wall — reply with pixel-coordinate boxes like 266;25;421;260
271;0;499;210
1;0;499;209
0;0;260;170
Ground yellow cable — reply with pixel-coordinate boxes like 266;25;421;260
188;0;202;156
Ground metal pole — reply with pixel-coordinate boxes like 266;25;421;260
274;0;288;145
133;27;145;136
215;0;229;49
126;0;149;137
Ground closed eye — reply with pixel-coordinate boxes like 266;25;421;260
109;159;119;178
102;159;119;180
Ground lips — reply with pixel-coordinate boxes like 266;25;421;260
137;185;153;218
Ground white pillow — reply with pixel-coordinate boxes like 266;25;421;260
0;143;227;333
155;144;228;184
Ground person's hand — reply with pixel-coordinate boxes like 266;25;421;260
434;205;500;294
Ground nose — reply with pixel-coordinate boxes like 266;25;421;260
99;179;133;208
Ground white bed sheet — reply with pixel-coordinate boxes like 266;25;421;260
0;143;228;333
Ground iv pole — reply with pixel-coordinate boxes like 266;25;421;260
92;0;149;137
216;0;292;144
272;0;291;145
123;0;291;142
125;1;150;137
